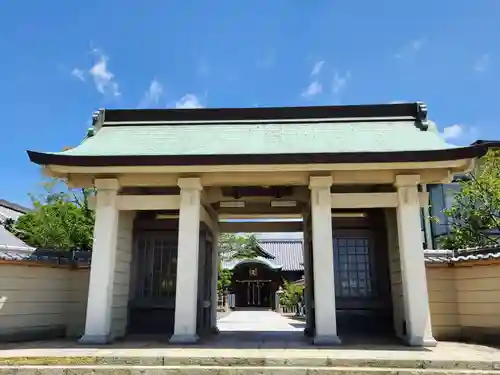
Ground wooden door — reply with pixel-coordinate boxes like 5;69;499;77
333;229;393;335
128;230;178;334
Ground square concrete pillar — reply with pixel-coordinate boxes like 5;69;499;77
302;212;314;337
170;177;203;344
395;175;437;347
210;230;220;334
309;176;340;345
79;179;120;345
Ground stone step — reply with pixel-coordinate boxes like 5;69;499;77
1;356;500;371
1;365;500;374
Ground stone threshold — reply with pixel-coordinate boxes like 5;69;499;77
0;354;499;371
0;365;500;375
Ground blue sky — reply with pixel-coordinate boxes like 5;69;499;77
1;1;500;206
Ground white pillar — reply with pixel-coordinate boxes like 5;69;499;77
395;175;437;347
309;176;340;345
210;230;220;333
170;177;203;344
79;179;120;344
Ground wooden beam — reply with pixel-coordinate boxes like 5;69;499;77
200;205;217;232
331;192;429;209
331;193;398;208
218;213;302;220
331;170;395;184
116;195;180;210
219;221;303;233
48;159;468;175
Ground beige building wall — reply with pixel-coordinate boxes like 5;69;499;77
110;211;135;339
66;268;90;337
0;262;90;341
426;266;460;339
455;264;500;340
427;262;500;343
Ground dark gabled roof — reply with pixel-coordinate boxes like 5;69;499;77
258;240;303;271
27;102;490;167
0;226;33;249
221;239;304;272
0;199;30;214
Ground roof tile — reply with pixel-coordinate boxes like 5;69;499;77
55;121;454;158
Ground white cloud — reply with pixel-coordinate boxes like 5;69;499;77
71;68;85;82
175;94;204;109
474;54;489;73
88;50;121;97
138;79;163;108
441;124;464;140
301;81;322;98
300;60;326;99
332;71;350;94
395;38;425;59
311;60;325;76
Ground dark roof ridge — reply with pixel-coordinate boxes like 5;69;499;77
99;102;427;124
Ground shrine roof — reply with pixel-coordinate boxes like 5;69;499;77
27;102;491;167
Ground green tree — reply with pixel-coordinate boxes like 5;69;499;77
216;233;261;293
439;149;500;249
278;280;304;307
217;266;233;294
7;179;95;251
218;233;260;260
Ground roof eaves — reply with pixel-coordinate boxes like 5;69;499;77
255;242;275;259
0;199;30;214
27;144;488;168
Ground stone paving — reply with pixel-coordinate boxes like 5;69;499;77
217;308;305;332
0;310;499;372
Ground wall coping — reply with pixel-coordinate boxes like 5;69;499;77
424;245;500;265
0;259;89;270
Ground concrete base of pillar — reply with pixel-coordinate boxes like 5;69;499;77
303;327;313;337
78;334;113;345
169;334;200;344
313;334;341;346
406;335;438;347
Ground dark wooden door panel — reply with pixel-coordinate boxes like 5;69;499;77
128;231;178;335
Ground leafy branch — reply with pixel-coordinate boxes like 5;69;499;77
439;149;500;250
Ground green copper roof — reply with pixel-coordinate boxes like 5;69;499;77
54;121;456;158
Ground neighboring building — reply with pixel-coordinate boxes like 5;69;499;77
28;102;494;347
422;140;500;249
0;199;33;258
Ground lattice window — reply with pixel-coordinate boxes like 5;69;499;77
135;233;178;299
333;237;375;298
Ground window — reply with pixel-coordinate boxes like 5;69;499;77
333;237;374;298
428;183;461;248
135;233;178;300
